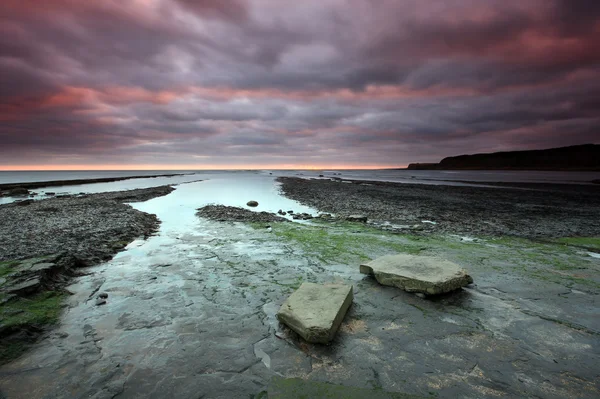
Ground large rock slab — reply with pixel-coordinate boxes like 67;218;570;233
277;283;353;344
360;254;473;295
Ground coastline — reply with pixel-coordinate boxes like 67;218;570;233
277;177;600;239
0;175;598;397
0;185;174;362
0;173;188;193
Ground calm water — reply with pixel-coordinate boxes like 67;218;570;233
1;169;599;186
1;169;598;206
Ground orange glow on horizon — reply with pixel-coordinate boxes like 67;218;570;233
0;163;407;171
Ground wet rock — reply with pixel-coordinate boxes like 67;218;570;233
287;210;294;214
5;278;41;296
246;200;259;207
292;213;314;220
16;199;34;206
98;292;108;299
346;215;367;223
277;209;286;215
360;254;473;295
0;186;171;263
277;176;600;239
197;205;287;223
6;187;30;196
45;192;56;196
95;298;107;306
277;282;353;344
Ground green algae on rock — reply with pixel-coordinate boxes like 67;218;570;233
360;254;473;295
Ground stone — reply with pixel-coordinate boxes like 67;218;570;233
98;292;108;299
277;282;353;344
246;200;259;207
361;254;473;295
5;278;41;296
95;298;107;306
46;192;56;196
346;215;367;223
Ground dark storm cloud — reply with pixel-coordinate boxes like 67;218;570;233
173;0;249;22
0;0;598;167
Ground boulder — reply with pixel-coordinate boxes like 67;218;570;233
346;215;367;223
277;283;353;344
360;254;472;295
247;200;259;207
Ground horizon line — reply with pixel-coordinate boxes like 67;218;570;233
0;165;408;172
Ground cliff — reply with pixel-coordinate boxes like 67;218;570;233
407;144;600;171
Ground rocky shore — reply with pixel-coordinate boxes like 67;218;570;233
196;205;288;223
0;175;598;398
0;173;186;194
0;186;174;263
278;177;600;239
0;186;174;362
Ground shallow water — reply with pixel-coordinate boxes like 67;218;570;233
131;173;317;229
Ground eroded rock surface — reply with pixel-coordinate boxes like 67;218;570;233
277;176;600;238
196;205;288;223
277;283;353;344
360;254;473;295
0;186;174;263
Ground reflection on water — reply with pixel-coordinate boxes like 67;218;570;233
131;173;317;233
2;168;598;205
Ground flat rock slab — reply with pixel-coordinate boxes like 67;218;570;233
4;278;41;296
277;283;353;344
360;254;473;295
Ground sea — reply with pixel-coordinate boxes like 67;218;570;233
1;169;598;207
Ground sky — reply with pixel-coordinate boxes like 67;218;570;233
1;0;599;170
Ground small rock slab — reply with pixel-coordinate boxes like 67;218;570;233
346;214;367;223
277;283;353;344
360;254;473;295
5;278;41;296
